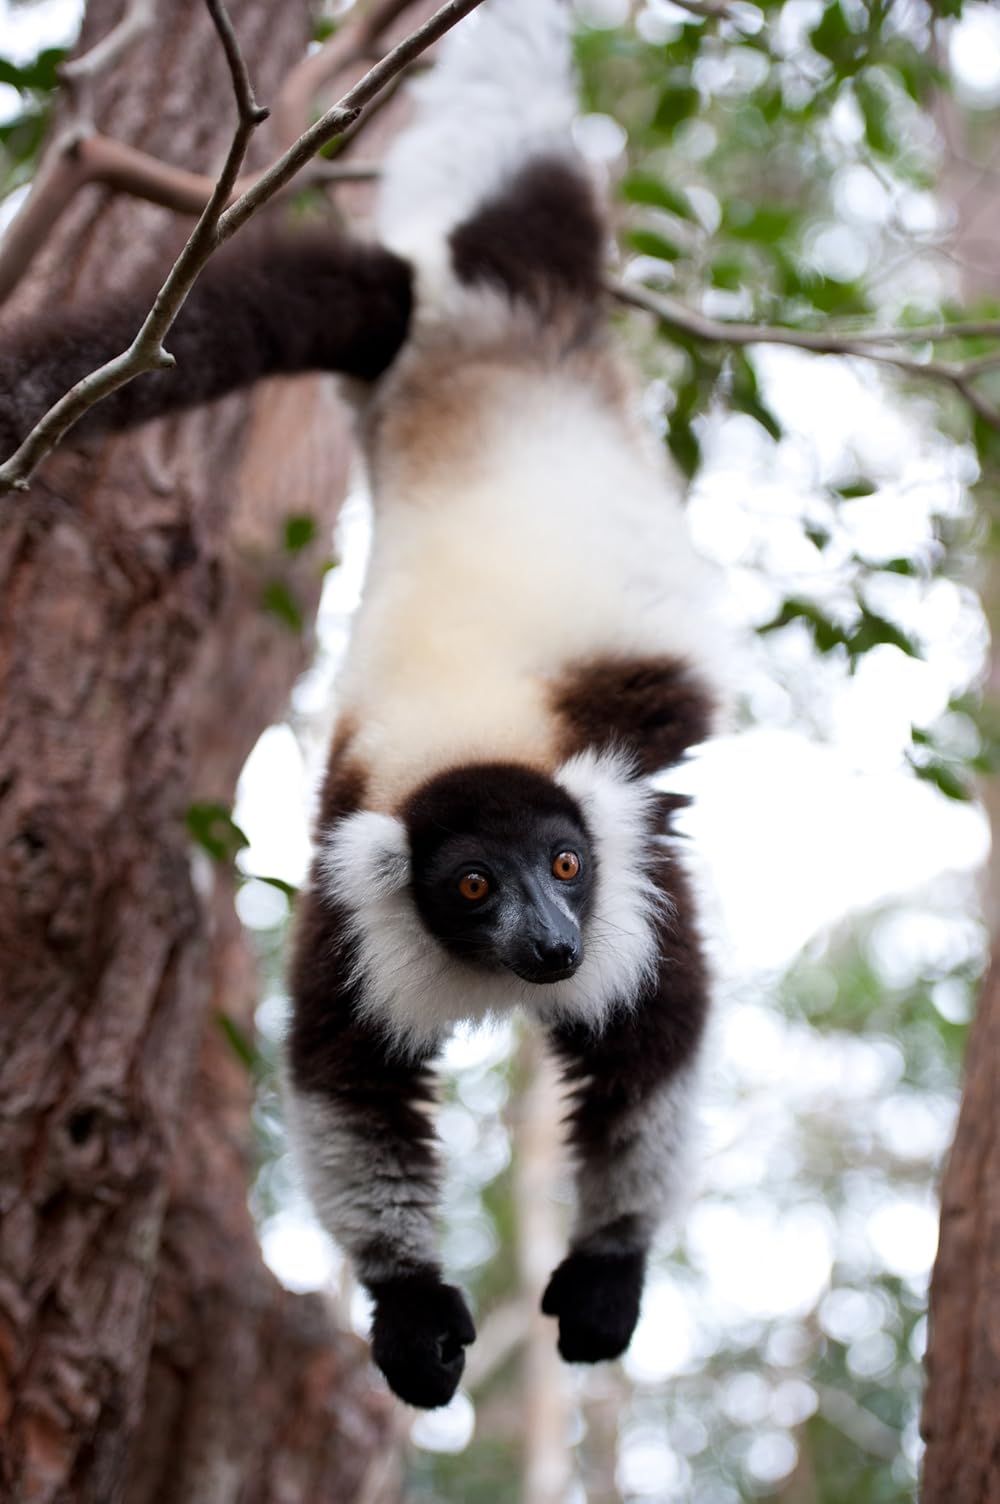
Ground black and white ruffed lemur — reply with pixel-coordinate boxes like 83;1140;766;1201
1;0;726;1412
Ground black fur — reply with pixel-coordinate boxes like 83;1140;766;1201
403;762;595;982
549;847;708;1142
553;654;716;776
0;231;413;454
544;837;709;1343
287;887;440;1189
369;1272;476;1409
542;1247;647;1362
450;156;604;333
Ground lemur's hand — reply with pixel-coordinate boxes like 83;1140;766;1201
370;1275;475;1409
542;1248;647;1363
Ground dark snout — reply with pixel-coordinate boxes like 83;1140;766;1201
505;891;583;985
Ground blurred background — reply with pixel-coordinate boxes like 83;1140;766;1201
5;0;1000;1499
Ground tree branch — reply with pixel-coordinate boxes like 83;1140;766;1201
0;0;486;496
216;0;483;242
0;0;427;305
666;0;740;20
0;0;268;496
270;0;425;152
59;0;157;119
611;276;1000;433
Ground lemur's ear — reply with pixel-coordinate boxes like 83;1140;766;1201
0;231;414;455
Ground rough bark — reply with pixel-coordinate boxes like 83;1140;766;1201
922;956;1000;1504
920;90;1000;1501
0;1;396;1498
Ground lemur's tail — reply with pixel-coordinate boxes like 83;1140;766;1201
376;0;603;335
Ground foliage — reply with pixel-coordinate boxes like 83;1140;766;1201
0;43;67;202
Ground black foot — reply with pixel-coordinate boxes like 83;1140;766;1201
541;1248;647;1363
369;1275;476;1409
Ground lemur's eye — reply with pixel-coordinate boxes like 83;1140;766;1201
458;872;491;902
552;851;581;881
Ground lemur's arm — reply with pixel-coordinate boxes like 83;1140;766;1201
543;851;709;1362
0;232;413;456
286;882;474;1410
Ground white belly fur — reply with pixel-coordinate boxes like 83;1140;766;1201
338;363;723;810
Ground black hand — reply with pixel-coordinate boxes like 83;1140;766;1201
370;1275;476;1409
541;1248;647;1363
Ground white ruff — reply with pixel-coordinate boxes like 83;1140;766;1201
318;751;664;1057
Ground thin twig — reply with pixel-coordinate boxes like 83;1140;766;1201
611;276;1000;432
271;0;423;152
0;0;487;495
666;0;740;19
217;0;484;242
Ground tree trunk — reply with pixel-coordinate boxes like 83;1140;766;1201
922;955;1000;1504
0;1;396;1498
921;100;1000;1502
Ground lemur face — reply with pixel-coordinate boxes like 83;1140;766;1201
404;764;595;983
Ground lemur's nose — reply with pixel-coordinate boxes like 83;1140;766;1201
534;937;581;976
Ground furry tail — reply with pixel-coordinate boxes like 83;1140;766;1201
377;0;602;333
377;0;576;248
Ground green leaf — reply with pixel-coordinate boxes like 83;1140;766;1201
709;257;745;292
620;174;694;219
759;599;850;655
261;581;304;634
667;417;701;479
216;1011;262;1074
730;352;783;441
810;1;860;68
911;760;972;802
833;478;878;499
724;202;798;245
626;228;684;263
0;47;67;93
186;802;250;863
855;75;895;157
283;514;317;553
652;83;699;134
848;608;920;661
252;874;299;902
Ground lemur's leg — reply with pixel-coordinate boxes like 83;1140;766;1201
0;232;412;453
543;849;709;1362
553;654;716;778
286;877;474;1410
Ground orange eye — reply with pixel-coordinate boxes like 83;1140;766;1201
552;851;581;881
458;872;490;902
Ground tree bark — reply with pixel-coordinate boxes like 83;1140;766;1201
0;1;396;1499
921;95;1000;1503
922;955;1000;1504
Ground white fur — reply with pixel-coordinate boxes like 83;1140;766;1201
338;368;728;811
319;750;663;1057
377;0;575;260
284;1082;441;1282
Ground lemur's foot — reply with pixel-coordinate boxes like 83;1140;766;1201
542;1248;647;1363
370;1275;475;1408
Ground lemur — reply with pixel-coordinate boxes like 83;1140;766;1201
1;0;723;1412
